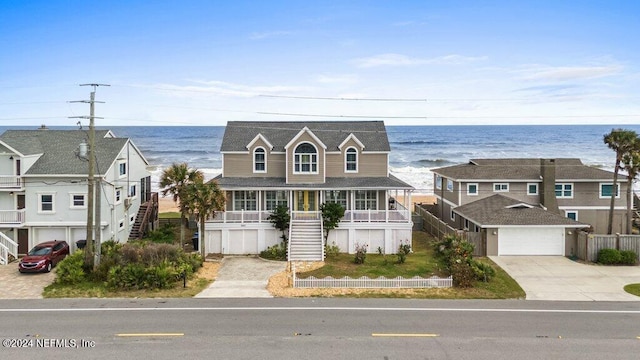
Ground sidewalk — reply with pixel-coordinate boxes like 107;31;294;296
195;256;286;298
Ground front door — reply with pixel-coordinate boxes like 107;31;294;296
295;190;316;212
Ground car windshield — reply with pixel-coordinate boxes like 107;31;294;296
28;247;52;256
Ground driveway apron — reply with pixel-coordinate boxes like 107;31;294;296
195;256;286;298
0;264;55;299
490;256;640;301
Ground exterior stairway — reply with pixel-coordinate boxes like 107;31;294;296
129;203;149;240
288;219;324;261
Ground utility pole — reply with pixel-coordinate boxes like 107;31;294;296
71;83;109;270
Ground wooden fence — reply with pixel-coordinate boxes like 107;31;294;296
415;204;485;256
576;232;640;262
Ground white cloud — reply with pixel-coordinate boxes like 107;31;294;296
351;53;487;68
518;64;623;81
248;30;292;40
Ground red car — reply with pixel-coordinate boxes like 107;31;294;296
18;240;70;273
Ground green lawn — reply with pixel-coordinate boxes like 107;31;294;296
624;283;640;297
298;231;525;299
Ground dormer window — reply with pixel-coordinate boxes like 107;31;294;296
294;143;317;174
254;147;266;173
345;147;357;172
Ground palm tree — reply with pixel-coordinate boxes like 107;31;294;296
604;129;638;234
159;163;204;245
620;137;640;234
182;178;226;257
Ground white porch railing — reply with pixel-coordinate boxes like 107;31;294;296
0;209;25;224
211;209;411;224
0;176;22;189
0;231;18;264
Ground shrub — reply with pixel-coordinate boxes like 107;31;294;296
260;242;287;261
354;243;368;264
324;242;340;258
619;250;638;265
470;260;495;282
598;248;622;265
145;224;177;244
450;261;475;288
396;242;411;264
433;234;474;268
54;251;86;285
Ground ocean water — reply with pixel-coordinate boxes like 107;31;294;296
3;124;639;194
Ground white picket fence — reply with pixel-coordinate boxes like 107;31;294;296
293;271;453;289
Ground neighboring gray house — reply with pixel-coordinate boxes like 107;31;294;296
430;158;627;256
0;128;158;265
206;121;414;260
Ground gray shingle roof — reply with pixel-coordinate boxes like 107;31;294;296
0;130;129;175
433;158;622;181
220;121;390;152
213;174;413;190
453;194;588;227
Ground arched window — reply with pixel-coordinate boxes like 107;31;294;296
345;147;357;172
254;147;266;172
294;143;317;173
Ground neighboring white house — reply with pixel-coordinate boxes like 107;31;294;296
0;127;158;264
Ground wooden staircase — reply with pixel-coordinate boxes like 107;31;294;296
287;219;324;261
129;203;149;240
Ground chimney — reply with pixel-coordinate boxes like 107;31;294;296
540;159;559;213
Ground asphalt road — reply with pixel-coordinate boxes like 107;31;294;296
1;298;640;360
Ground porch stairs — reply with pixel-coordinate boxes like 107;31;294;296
288;219;324;261
0;232;18;265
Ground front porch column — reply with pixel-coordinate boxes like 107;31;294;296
258;190;262;223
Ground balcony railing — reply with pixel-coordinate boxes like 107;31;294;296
0;176;22;189
0;209;25;224
210;209;411;224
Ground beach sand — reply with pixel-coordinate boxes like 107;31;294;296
158;194;435;213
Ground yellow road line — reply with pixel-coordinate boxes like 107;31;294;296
116;333;184;337
372;333;439;337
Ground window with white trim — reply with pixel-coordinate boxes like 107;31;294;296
435;175;442;190
70;193;86;208
39;193;55;213
130;214;136;224
234;191;257;211
254;147;266;173
355;190;377;210
447;179;454;192
467;183;478;196
294;143;318;174
118;219;125;231
493;183;509;192
345;147;357;172
527;183;538;195
129;184;137;198
115;188;123;204
119;162;127;177
566;211;578;221
450;209;455;221
555;183;573;198
324;190;347;208
265;190;287;210
599;183;620;199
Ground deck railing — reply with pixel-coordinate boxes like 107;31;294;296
0;231;18;261
0;209;25;224
0;176;22;189
210;209;411;224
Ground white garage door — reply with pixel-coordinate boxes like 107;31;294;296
498;227;565;256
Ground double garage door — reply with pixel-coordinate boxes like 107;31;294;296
498;227;565;256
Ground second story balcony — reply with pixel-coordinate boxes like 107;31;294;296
0;176;22;190
0;209;25;225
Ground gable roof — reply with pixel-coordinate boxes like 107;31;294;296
453;194;588;227
220;121;390;152
0;129;134;176
433;158;623;181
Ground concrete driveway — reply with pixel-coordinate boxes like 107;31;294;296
0;263;55;299
490;256;640;301
195;256;286;298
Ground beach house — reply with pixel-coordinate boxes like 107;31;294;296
205;121;414;260
0;128;158;265
429;158;629;256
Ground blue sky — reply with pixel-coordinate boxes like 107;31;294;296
1;0;639;126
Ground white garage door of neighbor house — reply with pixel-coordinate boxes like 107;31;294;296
498;227;565;256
